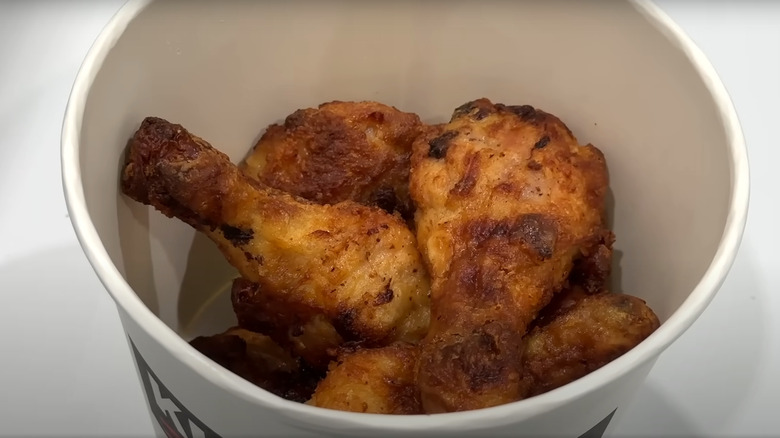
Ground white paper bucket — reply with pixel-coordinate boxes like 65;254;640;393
62;0;748;436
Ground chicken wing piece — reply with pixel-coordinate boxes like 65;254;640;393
307;343;422;414
410;98;610;412
522;291;660;397
122;117;431;367
189;327;322;403
240;101;423;221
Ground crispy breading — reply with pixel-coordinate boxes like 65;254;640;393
531;235;615;332
307;343;422;414
569;230;615;295
410;98;610;412
522;291;660;397
122;117;431;368
240;101;422;221
231;277;345;368
189;327;321;403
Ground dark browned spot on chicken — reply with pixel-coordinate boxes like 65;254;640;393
374;282;395;306
371;186;400;216
506;105;536;120
439;329;507;392
496;182;516;193
428;130;459;159
334;307;360;340
451;101;478;120
450;153;480;196
514;214;558;259
527;160;543;171
612;294;639;312
452;100;493;121
569;232;614;294
242;252;264;266
283;109;308;129
466;219;512;247
366;111;385;123
534;135;550;149
231;277;258;301
366;227;379;236
220;225;254;246
451;260;507;304
474;107;492;120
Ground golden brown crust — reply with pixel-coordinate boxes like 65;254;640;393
189;327;322;403
307;343;422;414
122;117;431;368
410;99;610;412
240;101;422;221
522;292;660;397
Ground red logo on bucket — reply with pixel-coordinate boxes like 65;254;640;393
130;338;222;438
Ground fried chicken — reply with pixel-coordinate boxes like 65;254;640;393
568;230;615;295
240;101;422;221
303;289;657;414
231;277;344;368
307;343;422;414
530;233;615;331
122;117;431;368
522;291;660;397
189;327;321;402
410;98;610;413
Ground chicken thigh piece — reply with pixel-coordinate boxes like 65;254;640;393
410;98;610;412
240;101;422;221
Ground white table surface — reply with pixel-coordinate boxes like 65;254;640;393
1;1;778;437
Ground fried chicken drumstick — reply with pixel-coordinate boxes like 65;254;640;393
122;117;431;368
411;99;610;412
240;101;422;220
